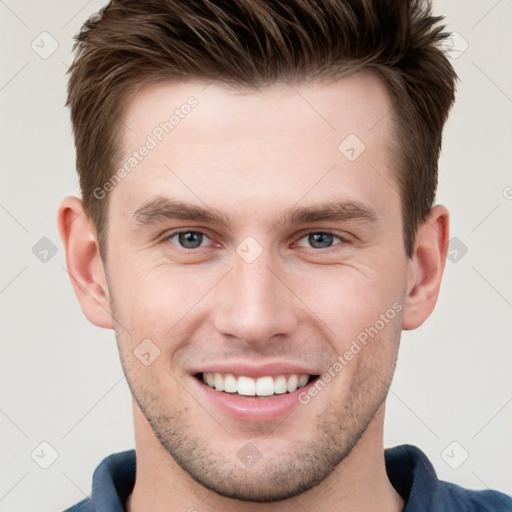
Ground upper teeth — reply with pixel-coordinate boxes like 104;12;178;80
202;372;310;396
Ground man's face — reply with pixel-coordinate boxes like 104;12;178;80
104;72;410;501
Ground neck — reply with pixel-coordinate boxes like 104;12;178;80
126;400;403;512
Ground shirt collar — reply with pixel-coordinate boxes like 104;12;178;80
88;444;436;510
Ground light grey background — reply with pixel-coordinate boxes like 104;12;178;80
1;1;511;511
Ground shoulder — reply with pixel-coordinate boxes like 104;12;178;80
432;479;512;512
385;444;512;512
60;449;136;512
61;498;93;512
425;479;512;512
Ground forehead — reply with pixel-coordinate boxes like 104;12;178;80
122;71;392;149
111;72;398;227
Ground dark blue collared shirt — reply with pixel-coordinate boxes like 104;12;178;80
63;444;511;511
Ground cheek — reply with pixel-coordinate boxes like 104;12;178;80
108;237;407;351
292;261;405;348
109;260;216;344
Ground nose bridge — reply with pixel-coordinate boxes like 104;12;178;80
212;242;298;344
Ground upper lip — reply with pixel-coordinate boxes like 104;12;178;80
191;361;321;379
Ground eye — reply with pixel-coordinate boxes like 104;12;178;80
165;230;211;249
295;231;346;250
163;229;347;252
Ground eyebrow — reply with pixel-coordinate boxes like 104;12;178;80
132;195;378;228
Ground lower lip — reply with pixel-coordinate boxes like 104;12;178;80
192;376;317;422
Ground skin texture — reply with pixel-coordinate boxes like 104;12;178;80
58;71;449;511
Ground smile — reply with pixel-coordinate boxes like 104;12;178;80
199;372;318;397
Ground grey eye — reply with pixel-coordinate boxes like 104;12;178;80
309;232;334;248
169;231;206;249
299;232;340;249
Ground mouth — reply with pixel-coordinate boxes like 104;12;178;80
190;362;324;421
195;372;320;399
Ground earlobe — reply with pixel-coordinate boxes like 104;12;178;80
57;196;114;329
402;205;450;331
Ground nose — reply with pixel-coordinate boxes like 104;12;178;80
211;246;300;348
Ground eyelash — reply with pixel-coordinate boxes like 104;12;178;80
162;229;348;252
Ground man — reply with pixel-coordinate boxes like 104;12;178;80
58;0;511;510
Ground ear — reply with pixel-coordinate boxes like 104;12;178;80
402;205;449;330
57;196;114;329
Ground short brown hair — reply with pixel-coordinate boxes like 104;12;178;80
66;0;457;259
